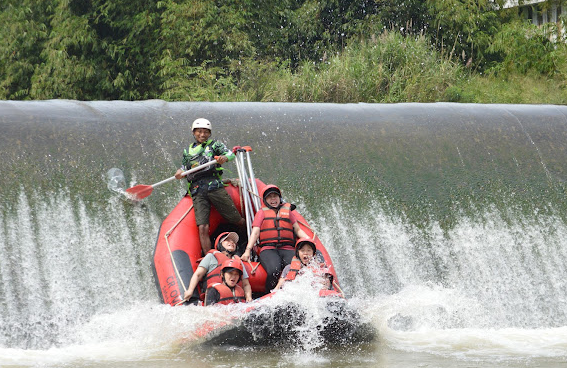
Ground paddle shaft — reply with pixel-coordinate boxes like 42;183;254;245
153;159;218;189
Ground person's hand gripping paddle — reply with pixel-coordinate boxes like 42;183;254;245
125;158;220;200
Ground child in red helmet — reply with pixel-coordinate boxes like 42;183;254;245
274;238;332;291
204;258;246;306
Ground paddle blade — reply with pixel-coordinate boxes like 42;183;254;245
125;184;153;200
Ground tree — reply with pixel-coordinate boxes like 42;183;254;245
488;19;557;76
0;1;50;99
424;0;508;69
31;0;162;100
155;0;257;100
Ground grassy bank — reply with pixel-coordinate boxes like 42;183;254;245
262;32;461;103
448;73;567;104
186;31;567;105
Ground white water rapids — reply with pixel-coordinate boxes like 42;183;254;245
2;101;567;367
1;189;567;367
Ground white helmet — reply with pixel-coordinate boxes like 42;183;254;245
192;118;212;132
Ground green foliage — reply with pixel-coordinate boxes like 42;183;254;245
2;0;163;100
261;0;382;66
1;0;567;103
372;0;430;35
155;0;256;100
88;0;163;99
229;58;291;101
30;1;102;99
261;32;463;103
424;0;506;70
488;20;558;75
0;1;50;99
453;72;567;104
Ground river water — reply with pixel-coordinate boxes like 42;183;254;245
1;101;567;367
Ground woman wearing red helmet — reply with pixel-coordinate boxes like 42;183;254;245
182;231;252;304
241;185;309;292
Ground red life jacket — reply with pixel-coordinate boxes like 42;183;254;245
284;257;303;281
259;204;295;247
284;257;325;281
211;283;245;305
203;251;230;288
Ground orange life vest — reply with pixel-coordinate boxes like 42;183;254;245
203;250;231;288
259;204;295;247
210;283;245;305
284;257;303;281
284;256;326;281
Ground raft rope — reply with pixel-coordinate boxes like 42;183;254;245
296;219;320;245
333;281;346;298
164;204;194;297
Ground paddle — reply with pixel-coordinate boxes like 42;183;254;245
126;158;219;200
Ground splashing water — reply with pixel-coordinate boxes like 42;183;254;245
195;272;375;351
3;101;567;367
106;168;126;193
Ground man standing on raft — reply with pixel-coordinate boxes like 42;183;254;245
175;118;245;254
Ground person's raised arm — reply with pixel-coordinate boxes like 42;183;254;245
215;140;234;163
273;276;286;291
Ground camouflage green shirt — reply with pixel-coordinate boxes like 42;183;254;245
182;139;234;195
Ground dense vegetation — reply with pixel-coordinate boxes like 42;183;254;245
1;0;566;103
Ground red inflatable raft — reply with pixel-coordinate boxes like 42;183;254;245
151;179;341;306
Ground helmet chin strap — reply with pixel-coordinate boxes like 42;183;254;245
218;244;235;257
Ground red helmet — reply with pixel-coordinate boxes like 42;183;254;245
295;237;316;257
221;258;243;283
215;231;239;254
261;184;282;208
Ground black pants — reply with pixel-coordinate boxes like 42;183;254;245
259;248;295;292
